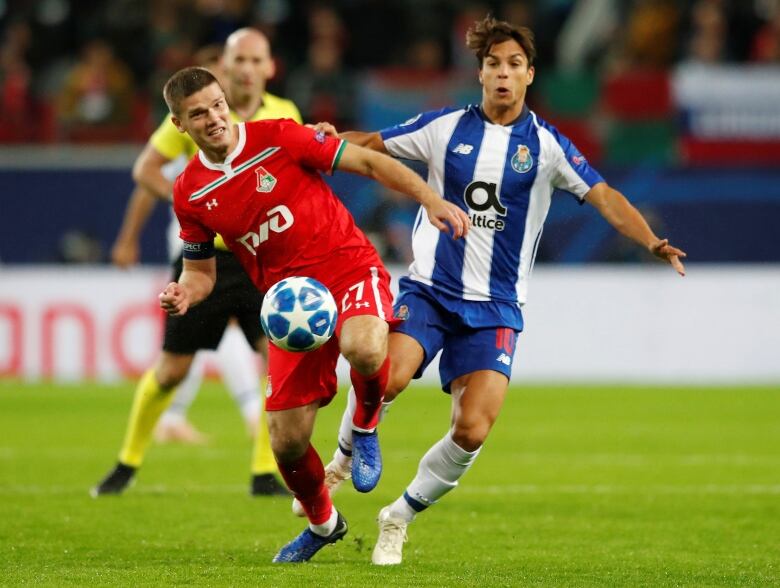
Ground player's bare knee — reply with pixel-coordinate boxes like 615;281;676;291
341;335;387;375
340;316;388;374
268;432;309;464
154;353;192;390
451;422;489;453
346;346;386;375
153;365;186;390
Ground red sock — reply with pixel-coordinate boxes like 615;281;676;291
276;444;332;524
351;355;390;431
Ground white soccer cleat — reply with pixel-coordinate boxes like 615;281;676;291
371;506;408;565
291;458;352;517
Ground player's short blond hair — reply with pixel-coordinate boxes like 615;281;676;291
163;67;220;116
466;15;536;67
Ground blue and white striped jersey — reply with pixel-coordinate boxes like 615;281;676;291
381;104;604;306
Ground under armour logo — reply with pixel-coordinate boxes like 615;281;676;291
206;199;218;210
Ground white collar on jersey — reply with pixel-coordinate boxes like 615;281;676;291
198;122;247;176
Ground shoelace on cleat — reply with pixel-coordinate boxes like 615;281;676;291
378;519;407;551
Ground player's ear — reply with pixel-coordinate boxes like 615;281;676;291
266;57;277;80
527;65;535;86
171;115;185;133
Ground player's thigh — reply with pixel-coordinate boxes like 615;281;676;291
389;287;448;394
385;332;426;400
439;326;518;392
333;265;394;373
266;336;341;412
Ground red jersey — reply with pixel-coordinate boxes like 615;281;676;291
173;119;384;293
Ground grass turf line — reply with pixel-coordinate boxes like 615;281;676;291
0;380;778;586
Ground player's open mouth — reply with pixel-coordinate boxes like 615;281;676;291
496;87;510;96
208;127;225;137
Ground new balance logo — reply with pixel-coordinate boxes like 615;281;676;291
206;199;218;210
452;143;474;155
496;353;512;366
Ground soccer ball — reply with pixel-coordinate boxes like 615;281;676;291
260;276;338;352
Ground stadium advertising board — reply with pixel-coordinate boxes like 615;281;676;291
1;266;778;384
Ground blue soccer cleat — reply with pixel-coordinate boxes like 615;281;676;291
272;512;348;563
351;429;382;492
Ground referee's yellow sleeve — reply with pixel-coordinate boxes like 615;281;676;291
149;117;199;161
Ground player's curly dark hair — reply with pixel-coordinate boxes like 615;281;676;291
466;15;536;67
163;66;220;116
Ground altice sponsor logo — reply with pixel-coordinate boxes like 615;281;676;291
464;180;507;231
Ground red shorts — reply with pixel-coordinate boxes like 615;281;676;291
265;265;395;411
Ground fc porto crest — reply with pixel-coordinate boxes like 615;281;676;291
255;166;277;193
394;304;409;321
511;145;533;174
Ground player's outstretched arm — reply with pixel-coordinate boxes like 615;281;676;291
132;143;176;201
159;256;217;316
585;183;686;276
339;131;387;153
111;185;159;268
308;123;387;153
336;142;469;239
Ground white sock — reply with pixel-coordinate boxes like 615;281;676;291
215;324;262;424
335;389;393;459
309;507;338;536
336;387;357;455
379;400;392;422
387;495;417;522
398;431;481;519
163;352;206;419
332;447;351;470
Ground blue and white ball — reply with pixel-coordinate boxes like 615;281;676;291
260;276;338;352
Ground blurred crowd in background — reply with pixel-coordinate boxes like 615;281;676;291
2;0;779;141
2;0;780;265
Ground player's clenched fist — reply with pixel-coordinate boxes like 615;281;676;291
306;121;338;137
159;282;190;316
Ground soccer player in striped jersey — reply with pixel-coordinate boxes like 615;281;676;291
314;15;686;565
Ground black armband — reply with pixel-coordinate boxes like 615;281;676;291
182;240;216;260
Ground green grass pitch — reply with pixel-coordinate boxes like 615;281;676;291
1;379;778;586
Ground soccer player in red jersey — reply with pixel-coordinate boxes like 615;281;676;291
158;66;470;563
